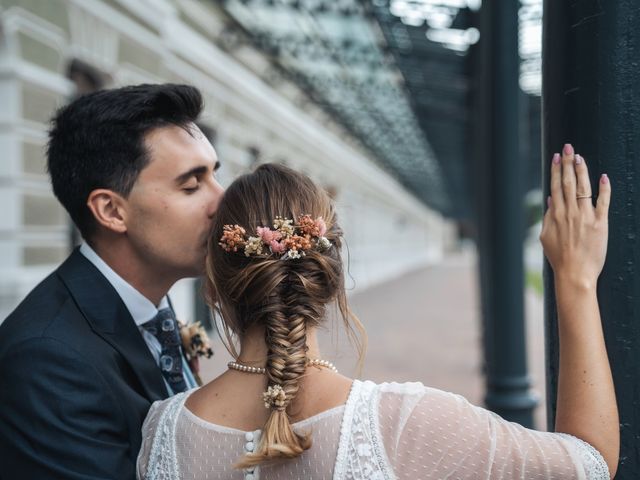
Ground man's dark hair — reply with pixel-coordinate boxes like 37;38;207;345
47;83;203;239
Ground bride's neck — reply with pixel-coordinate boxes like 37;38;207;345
237;324;322;365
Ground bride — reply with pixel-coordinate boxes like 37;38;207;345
137;146;618;479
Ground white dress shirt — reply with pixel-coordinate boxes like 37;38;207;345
79;243;196;394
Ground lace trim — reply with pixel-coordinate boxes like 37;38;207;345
333;380;363;480
556;433;610;480
143;392;189;480
333;380;395;480
367;383;395;480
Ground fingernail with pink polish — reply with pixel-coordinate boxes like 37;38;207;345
552;153;561;164
563;143;574;155
575;154;583;165
601;174;609;184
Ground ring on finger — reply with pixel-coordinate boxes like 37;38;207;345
576;194;592;199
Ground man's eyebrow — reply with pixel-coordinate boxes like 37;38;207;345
174;166;208;184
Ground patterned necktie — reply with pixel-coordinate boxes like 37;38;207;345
141;308;187;394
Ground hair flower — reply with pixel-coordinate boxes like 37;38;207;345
269;239;286;253
284;234;312;252
298;214;328;238
282;249;303;260
219;215;333;260
257;226;281;244
317;236;331;251
315;217;327;237
263;384;287;410
273;216;295;236
244;236;264;256
219;225;246;252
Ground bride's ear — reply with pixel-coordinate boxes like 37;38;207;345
86;189;128;234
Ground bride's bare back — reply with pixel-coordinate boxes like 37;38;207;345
185;368;353;431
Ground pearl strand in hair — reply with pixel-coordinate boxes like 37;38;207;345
227;358;338;374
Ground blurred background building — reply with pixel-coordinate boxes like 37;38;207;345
0;0;464;321
0;0;545;424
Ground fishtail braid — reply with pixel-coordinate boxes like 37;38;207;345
237;270;319;467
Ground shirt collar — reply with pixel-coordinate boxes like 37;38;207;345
79;242;169;326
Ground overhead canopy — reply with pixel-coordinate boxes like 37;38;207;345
220;0;542;220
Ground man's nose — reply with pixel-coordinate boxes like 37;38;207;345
207;179;224;216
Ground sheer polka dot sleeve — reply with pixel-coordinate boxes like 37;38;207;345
378;384;609;480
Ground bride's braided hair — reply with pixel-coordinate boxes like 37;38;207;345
205;164;365;468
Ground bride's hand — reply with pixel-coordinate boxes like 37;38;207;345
539;144;611;290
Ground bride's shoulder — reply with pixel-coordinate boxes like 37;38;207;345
349;380;428;415
353;381;473;438
371;380;469;402
374;380;427;395
360;380;436;399
359;380;469;417
142;391;192;434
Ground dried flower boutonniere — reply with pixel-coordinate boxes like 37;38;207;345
178;321;214;386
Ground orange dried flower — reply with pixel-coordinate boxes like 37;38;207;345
298;214;318;236
219;224;247;252
298;214;327;238
284;234;312;252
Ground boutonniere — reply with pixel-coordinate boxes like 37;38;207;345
178;321;214;386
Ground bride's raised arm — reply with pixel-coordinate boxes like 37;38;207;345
380;144;618;480
540;144;619;477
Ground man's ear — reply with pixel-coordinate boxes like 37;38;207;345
86;189;128;234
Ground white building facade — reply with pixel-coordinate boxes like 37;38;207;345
0;0;454;322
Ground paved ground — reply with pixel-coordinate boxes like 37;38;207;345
199;249;548;429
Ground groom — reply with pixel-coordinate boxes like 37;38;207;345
0;84;223;479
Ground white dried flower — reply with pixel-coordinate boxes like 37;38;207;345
263;384;287;409
317;236;331;251
244;236;263;256
273;216;295;236
283;249;303;260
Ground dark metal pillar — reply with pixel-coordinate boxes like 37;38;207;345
543;1;640;476
476;1;537;427
193;278;215;333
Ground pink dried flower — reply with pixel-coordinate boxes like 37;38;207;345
269;240;286;253
257;226;282;244
315;217;327;237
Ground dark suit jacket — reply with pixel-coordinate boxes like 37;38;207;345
0;249;169;479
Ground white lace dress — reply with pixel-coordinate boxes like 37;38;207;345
137;380;609;480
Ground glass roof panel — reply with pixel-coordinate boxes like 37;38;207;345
221;0;450;213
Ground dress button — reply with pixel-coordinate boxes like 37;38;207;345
245;431;254;441
245;441;254;452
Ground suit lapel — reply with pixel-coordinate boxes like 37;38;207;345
57;249;168;401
